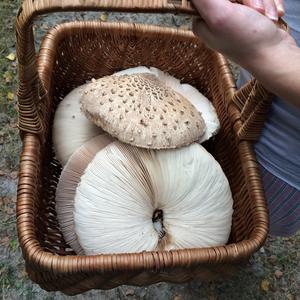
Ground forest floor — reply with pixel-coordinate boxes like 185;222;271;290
0;1;299;299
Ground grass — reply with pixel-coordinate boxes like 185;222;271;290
0;1;20;118
0;0;22;172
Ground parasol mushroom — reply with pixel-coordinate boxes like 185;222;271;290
72;141;233;255
81;73;206;149
52;84;103;165
55;134;113;254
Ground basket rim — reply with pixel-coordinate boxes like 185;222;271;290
17;134;268;274
37;20;198;89
17;21;268;275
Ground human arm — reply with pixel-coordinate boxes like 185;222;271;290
192;0;300;108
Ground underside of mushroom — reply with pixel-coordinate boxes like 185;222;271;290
56;141;233;255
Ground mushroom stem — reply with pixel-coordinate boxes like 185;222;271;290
152;209;165;239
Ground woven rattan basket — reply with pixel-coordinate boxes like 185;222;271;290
16;0;286;295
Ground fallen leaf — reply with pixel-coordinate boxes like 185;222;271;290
260;279;270;293
3;71;13;83
0;236;10;246
179;25;189;30
99;13;108;22
287;294;295;300
42;23;49;30
7;92;14;101
125;288;134;296
173;295;183;300
269;255;277;264
6;53;16;61
274;270;283;279
5;206;14;215
20;268;28;279
0;170;5;176
10;171;18;179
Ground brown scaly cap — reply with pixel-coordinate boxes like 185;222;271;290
80;74;206;149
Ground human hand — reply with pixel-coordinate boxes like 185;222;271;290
242;0;284;20
192;0;294;68
192;0;300;107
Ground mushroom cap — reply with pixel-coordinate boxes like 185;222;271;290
52;83;103;166
74;141;233;255
115;67;220;143
55;134;114;255
80;73;206;149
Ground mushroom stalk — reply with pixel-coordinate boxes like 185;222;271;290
152;209;165;239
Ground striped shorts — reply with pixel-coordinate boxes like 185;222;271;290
259;165;300;236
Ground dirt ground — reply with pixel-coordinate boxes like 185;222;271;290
0;1;299;299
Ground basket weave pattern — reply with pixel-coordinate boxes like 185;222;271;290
16;0;276;295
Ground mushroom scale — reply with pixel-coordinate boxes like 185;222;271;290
116;66;220;143
80;74;206;149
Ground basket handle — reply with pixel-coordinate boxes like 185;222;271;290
229;79;272;141
16;0;201;136
15;0;274;141
229;18;288;141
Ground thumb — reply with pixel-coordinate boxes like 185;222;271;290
192;17;216;48
191;0;233;26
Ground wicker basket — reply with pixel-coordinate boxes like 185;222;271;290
16;0;284;295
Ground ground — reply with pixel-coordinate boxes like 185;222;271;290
0;1;299;299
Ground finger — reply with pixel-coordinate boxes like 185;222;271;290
274;0;285;16
242;0;265;14
191;0;233;26
263;0;278;21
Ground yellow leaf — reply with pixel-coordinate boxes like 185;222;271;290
3;71;13;83
260;279;270;293
173;295;183;300
7;92;14;101
6;53;16;61
100;13;108;22
179;25;189;30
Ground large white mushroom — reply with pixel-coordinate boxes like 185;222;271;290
56;134;113;254
52;84;103;166
56;139;233;255
74;141;233;254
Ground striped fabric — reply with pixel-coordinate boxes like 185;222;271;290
259;165;300;236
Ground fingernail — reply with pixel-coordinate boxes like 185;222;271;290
274;0;285;16
251;0;265;11
266;9;278;21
